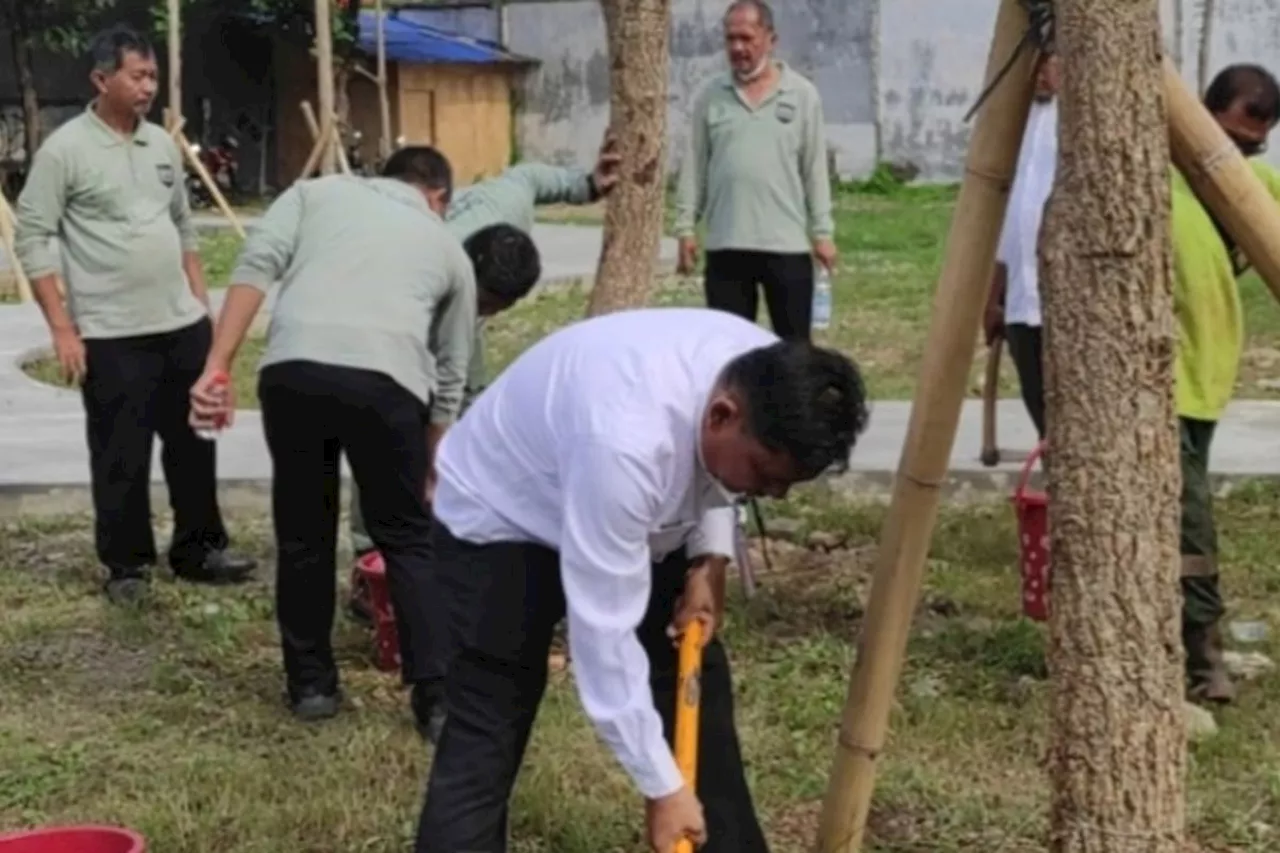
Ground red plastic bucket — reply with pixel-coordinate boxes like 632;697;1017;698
0;826;145;853
1012;441;1050;622
352;550;401;673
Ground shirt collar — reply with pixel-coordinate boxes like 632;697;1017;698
84;101;149;148
721;60;795;94
364;176;440;218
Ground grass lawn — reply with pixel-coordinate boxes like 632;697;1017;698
2;485;1278;851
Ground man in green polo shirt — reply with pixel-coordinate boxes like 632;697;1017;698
343;141;620;737
1173;64;1280;705
14;24;255;605
674;0;836;341
189;146;543;720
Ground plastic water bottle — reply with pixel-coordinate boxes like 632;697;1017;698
812;266;832;331
195;370;230;441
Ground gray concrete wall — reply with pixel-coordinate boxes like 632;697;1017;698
503;0;877;179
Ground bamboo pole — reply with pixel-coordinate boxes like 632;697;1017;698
175;131;246;238
1164;57;1280;294
167;0;181;133
814;1;1037;850
375;0;393;162
0;193;33;302
314;0;337;175
301;102;350;175
333;113;352;174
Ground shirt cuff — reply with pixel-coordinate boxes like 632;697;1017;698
685;507;736;559
631;733;687;799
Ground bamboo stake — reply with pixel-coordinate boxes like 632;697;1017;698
175;132;246;238
333;113;352;174
314;0;337;175
0;193;33;302
297;115;335;181
375;0;393;162
814;1;1037;850
1164;57;1280;294
301;102;350;175
166;0;181;133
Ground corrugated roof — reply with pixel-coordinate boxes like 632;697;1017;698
356;11;535;65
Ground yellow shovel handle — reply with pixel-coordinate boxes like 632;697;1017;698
673;619;703;853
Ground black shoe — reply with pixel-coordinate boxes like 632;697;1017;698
105;576;150;605
411;682;446;743
174;549;257;585
291;687;341;722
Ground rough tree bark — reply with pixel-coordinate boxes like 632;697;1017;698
587;0;670;317
1040;1;1186;852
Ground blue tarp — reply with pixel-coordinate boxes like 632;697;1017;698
356;11;534;65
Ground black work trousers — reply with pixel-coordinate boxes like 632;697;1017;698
704;249;814;340
414;521;769;853
1005;323;1046;439
258;361;436;699
81;317;228;578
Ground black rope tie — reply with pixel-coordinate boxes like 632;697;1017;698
962;0;1056;123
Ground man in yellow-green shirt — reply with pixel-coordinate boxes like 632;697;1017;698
1173;64;1280;705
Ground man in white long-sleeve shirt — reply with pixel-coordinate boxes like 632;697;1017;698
413;307;868;853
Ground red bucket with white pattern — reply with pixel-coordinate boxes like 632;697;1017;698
1012;442;1049;622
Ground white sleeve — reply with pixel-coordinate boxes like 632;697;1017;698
559;439;686;800
685;506;736;559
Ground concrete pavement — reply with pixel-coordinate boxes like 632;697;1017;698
3;221;1280;515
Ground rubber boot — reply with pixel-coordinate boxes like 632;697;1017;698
1185;622;1236;705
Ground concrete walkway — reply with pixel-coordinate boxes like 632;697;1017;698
3;221;1280;514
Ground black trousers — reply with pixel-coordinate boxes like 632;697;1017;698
81;317;227;578
414;521;768;853
258;361;436;698
704;249;814;340
1005;323;1046;440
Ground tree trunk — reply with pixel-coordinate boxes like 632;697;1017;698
1040;2;1186;852
9;4;41;163
586;0;670;317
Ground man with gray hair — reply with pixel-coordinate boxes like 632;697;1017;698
15;24;255;604
675;0;836;341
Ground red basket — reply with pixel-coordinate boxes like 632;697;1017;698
0;826;145;853
1012;441;1050;622
351;550;401;673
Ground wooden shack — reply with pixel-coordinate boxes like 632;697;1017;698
276;10;536;186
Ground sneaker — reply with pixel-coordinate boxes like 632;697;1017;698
291;686;341;722
174;549;257;585
105;576;149;605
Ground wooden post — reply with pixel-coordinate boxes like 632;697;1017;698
813;1;1037;850
0;193;33;302
167;0;181;133
1165;57;1280;294
314;0;337;175
375;0;393;162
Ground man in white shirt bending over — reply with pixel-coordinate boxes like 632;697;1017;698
984;48;1059;438
412;307;868;853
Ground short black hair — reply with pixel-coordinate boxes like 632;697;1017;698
721;341;869;480
464;224;541;303
88;24;154;75
1204;64;1280;124
725;0;774;30
382;145;454;198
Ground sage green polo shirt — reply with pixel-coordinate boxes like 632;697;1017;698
448;163;594;241
444;163;593;408
231;175;477;423
14;105;205;339
674;61;835;254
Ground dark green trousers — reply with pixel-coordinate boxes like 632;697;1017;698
1180;417;1223;629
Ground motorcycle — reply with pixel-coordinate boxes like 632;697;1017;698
186;133;240;209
